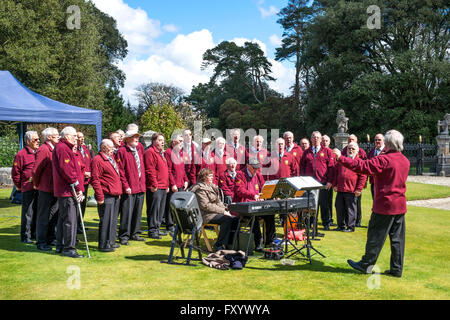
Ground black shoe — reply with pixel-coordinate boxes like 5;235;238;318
159;230;168;236
55;248;63;254
62;250;84;258
120;239;129;245
323;225;330;231
342;228;354;232
37;244;52;251
149;233;161;239
98;247;114;252
333;227;345;231
113;243;121;248
347;259;370;274
22;239;33;244
384;270;402;278
131;235;145;241
329;222;336;227
214;244;225;251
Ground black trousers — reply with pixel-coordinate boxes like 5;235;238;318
36;191;58;246
163;190;175;231
56;197;78;252
252;215;276;246
361;212;406;275
356;194;362;226
98;195;120;249
208;215;239;248
20;190;38;241
335;192;357;230
318;188;333;227
119;192;144;241
146;189;167;235
370;183;375;199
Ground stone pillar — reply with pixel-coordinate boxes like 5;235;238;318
333;133;349;151
141;130;156;149
436;134;450;176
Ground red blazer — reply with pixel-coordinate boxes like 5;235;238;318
333;155;367;193
225;144;248;171
117;145;146;194
249;147;270;167
234;169;265;203
165;147;188;189
367;146;385;184
338;150;410;215
286;143;303;172
11;146;36;192
32;142;55;193
196;150;216;182
183;142;199;185
144;145;169;190
218;170;239;199
78;144;92;185
300;146;335;185
74;151;86;193
211;150;228;184
264;152;298;181
52;139;83;197
91;152;122;202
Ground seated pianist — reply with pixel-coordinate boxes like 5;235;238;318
191;168;239;251
234;158;276;252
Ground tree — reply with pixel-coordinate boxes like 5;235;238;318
201;41;275;104
140;104;185;142
102;87;137;135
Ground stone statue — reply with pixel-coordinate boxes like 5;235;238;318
437;114;450;135
336;109;349;133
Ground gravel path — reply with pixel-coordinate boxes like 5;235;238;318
407;175;450;187
406;176;450;210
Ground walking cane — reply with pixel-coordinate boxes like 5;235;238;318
71;185;91;258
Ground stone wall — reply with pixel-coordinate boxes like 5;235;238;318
0;167;13;186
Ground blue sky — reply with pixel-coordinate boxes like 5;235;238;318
92;0;294;106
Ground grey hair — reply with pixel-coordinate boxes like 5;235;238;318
311;131;322;138
60;126;76;138
116;129;125;135
100;139;114;150
347;141;359;153
276;137;285;144
126;123;139;132
253;135;264;142
42;128;58;142
215;137;226;144
24;131;38;142
225;157;237;165
385;130;404;152
283;131;294;138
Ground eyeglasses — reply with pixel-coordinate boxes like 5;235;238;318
348;147;355;150
32;138;40;142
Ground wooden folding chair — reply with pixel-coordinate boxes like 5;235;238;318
200;223;220;252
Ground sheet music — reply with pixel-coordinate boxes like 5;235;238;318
285;176;324;190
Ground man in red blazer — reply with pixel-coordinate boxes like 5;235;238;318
249;135;270;168
218;157;238;205
52;126;84;258
182;128;199;186
264;138;298;181
117;130;146;245
91;139;122;252
12;131;39;244
76;131;92;234
300;131;335;230
284;131;303;173
144;133;170;239
212;137;228;183
334;130;410;277
164;134;189;234
226;129;248;171
367;133;385;199
33;127;59;251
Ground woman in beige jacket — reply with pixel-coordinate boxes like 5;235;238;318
190;168;239;251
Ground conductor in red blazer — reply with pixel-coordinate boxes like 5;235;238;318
333;130;410;278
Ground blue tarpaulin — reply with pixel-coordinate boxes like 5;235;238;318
0;70;102;147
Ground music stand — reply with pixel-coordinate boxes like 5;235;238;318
161;191;205;267
272;177;326;264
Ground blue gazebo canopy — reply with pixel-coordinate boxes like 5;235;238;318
0;70;102;147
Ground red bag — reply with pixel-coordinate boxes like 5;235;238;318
287;229;306;241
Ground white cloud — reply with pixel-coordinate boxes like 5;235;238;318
163;24;179;33
269;34;282;47
231;37;268;56
259;5;279;18
268;59;295;96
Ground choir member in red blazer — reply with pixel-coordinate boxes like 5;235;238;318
91;139;122;252
12;131;39;244
52;126;84;258
76;132;92;221
164;134;189;234
225;129;248;171
334;130;410;277
182;128;199;186
144;133;170;239
300;137;310;152
264;138;298;181
300;131;335;230
212;137;228;183
33;127;59;250
341;134;367;228
332;142;367;232
235;158;275;251
117;130;146;245
249;135;270;169
321;134;336;229
196;138;216;182
367;133;385;198
218;157;238;205
284;131;303;173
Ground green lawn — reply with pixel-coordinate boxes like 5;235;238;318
0;182;449;300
